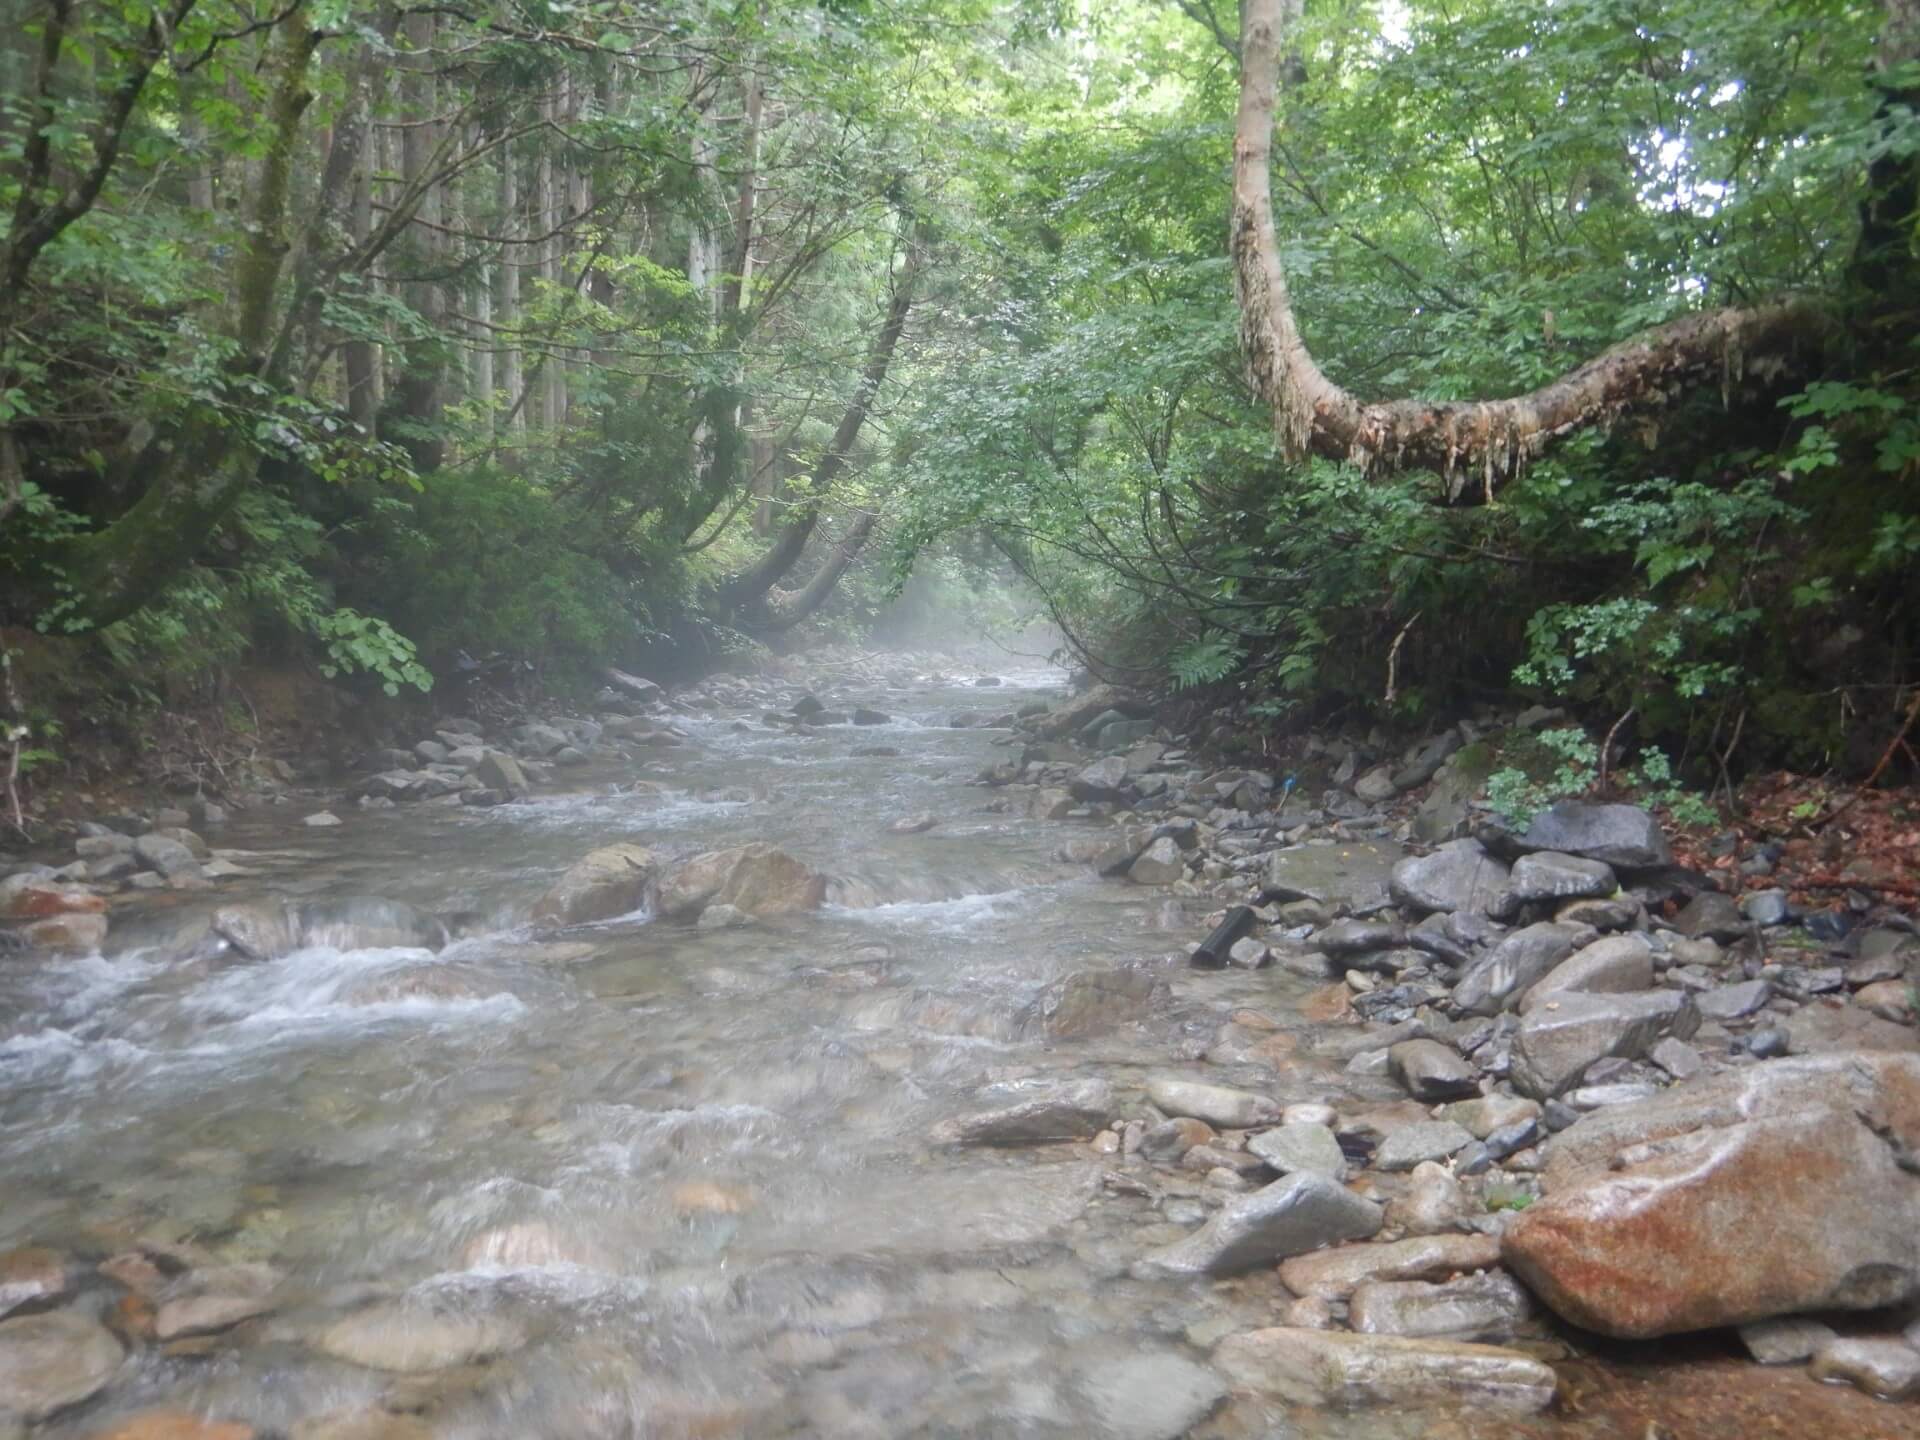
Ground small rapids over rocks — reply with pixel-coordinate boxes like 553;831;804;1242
2;655;1918;1439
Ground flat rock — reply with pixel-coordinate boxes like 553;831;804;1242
1212;1328;1557;1413
1676;890;1746;941
529;844;660;926
153;1291;274;1339
87;1412;255;1440
1127;837;1186;886
1349;1271;1535;1344
1145;1077;1281;1129
1508;851;1617;903
1278;1233;1504;1300
1374;1121;1474;1171
1514;802;1670;870
1695;978;1773;1021
655;843;825;920
1246;1123;1347;1179
1134;1172;1382;1277
932;1079;1115;1146
312;1305;526;1373
1438;1095;1542;1140
0;1248;66;1319
1070;1348;1227;1440
1390;840;1510;917
0;1310;122;1420
1504;1053;1920;1338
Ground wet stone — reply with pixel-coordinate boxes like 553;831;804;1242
1133;1172;1382;1277
87;1412;256;1440
1212;1328;1557;1413
1390;840;1510;917
1246;1123;1347;1179
0;1310;123;1420
312;1305;527;1373
1071;1349;1227;1440
1696;978;1773;1021
1349;1270;1535;1344
932;1078;1115;1146
1387;1039;1478;1102
1809;1337;1920;1399
1144;1076;1281;1129
0;1248;66;1319
1738;1316;1838;1365
1507;851;1616;903
1373;1121;1474;1171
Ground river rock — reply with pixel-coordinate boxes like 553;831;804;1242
1390;840;1509;916
1808;1337;1920;1399
1127;837;1186;886
1072;756;1130;801
295;897;447;952
531;844;658;926
476;750;529;797
0;1310;122;1420
1354;765;1399;803
1503;1053;1920;1338
1246;1123;1346;1179
1507;851;1616;903
1738;1316;1837;1364
1373;1121;1473;1171
211;902;297;960
655;843;826;920
1513;802;1670;869
1070;1348;1227;1440
1694;978;1772;1021
312;1305;526;1373
290;1414;433;1440
1278;1233;1504;1299
153;1290;275;1340
0;873;106;921
1453;922;1587;1016
933;1079;1115;1145
1145;1077;1281;1129
1510;990;1698;1099
1676;890;1746;942
1134;1172;1382;1277
1385;1161;1475;1235
87;1412;256;1440
1212;1328;1557;1413
0;1250;64;1321
1349;1271;1534;1343
514;723;569;756
1387;1039;1478;1101
1518;933;1653;1013
1021;965;1162;1038
1313;918;1402;958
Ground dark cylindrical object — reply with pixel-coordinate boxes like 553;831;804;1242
1191;904;1258;968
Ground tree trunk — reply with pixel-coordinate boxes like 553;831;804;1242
497;140;524;435
391;10;446;467
717;225;922;611
343;118;381;430
760;509;878;631
1230;0;1826;504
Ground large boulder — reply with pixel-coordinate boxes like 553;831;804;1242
1518;933;1654;1014
475;750;529;798
1135;1173;1382;1277
1030;684;1147;739
655;844;826;921
1512;802;1671;870
1390;840;1510;916
1212;1328;1556;1413
531;844;659;926
1503;1053;1920;1338
0;874;107;921
1507;852;1616;903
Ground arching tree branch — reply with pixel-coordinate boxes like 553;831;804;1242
1230;0;1831;504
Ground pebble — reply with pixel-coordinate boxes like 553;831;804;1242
1373;1121;1474;1171
1809;1336;1920;1399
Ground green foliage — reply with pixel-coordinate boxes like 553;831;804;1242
1486;728;1601;826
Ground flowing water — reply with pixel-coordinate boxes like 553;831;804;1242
3;663;1913;1439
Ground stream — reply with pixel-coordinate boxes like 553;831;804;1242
3;659;1912;1440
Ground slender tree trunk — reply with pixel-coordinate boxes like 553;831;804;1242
392;10;446;466
344;120;380;429
760;509;878;630
1230;0;1824;503
533;91;557;427
497;141;524;436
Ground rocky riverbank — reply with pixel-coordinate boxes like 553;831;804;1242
1;654;1917;1438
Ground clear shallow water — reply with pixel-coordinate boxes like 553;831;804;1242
4;663;1912;1439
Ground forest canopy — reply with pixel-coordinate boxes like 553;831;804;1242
1;0;1915;779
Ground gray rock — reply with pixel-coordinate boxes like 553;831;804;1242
1511;990;1699;1099
1127;837;1185;886
1072;756;1131;801
852;707;891;726
414;740;449;763
1134;1172;1382;1277
1741;889;1792;926
1696;978;1772;1021
1647;1036;1704;1080
476;750;529;797
1676;890;1746;942
1145;1077;1281;1129
1020;966;1163;1039
513;722;570;757
132;832;198;878
1514;802;1671;869
1212;1328;1557;1413
1438;1094;1542;1140
1374;1120;1475;1171
1388;1039;1479;1102
1313;918;1403;957
1738;1316;1837;1365
1391;840;1510;916
1355;765;1399;803
0;1310;122;1420
1278;1233;1504;1299
1519;934;1654;1014
1809;1337;1920;1399
1349;1270;1535;1343
1508;852;1617;904
933;1079;1115;1145
1247;1123;1347;1179
1070;1349;1227;1440
1453;922;1588;1016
